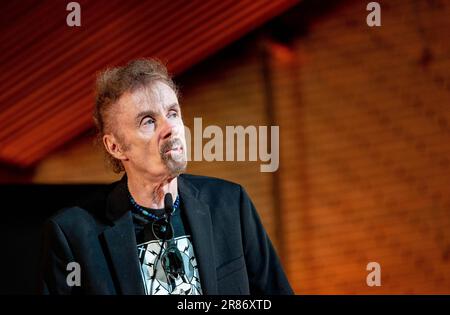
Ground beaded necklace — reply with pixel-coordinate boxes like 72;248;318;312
128;189;180;221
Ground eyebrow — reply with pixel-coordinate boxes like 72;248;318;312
165;103;181;112
135;103;180;125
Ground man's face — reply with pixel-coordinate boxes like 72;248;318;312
106;81;187;179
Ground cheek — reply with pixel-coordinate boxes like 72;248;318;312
175;122;186;138
132;134;158;157
148;138;162;158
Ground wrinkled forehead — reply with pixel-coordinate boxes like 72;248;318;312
130;81;179;111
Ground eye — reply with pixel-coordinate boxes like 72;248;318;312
168;110;178;119
141;117;155;126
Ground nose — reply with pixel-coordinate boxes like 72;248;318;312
160;118;174;141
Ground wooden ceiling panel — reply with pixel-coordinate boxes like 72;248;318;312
0;0;299;167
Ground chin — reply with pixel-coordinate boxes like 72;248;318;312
166;160;187;177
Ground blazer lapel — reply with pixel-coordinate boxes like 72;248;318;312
178;175;218;295
102;175;145;295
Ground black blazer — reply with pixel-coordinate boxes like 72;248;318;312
39;173;293;295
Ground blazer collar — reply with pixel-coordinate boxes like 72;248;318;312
105;174;129;223
102;174;145;294
178;174;218;295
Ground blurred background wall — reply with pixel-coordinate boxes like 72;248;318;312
1;0;449;294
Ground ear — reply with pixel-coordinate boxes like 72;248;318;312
103;134;128;161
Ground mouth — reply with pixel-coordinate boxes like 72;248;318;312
161;138;186;161
164;145;183;155
160;139;187;170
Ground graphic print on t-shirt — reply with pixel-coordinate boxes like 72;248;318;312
137;235;202;295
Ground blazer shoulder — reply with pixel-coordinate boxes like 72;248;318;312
47;183;114;229
47;206;96;229
180;173;242;196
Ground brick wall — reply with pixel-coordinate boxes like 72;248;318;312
272;0;450;293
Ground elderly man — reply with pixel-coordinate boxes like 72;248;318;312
40;59;293;295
